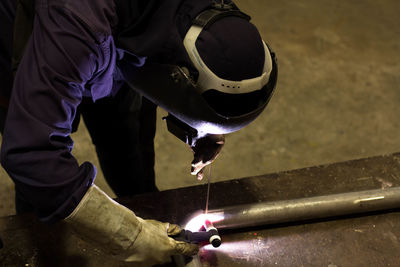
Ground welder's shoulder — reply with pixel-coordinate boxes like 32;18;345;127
46;0;117;43
34;0;118;82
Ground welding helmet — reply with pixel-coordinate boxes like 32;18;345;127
119;2;277;144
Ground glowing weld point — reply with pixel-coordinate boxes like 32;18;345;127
202;244;216;251
184;212;224;231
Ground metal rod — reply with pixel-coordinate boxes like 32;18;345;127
207;187;400;230
181;187;400;266
205;165;211;214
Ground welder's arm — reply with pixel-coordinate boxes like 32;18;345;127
65;185;198;264
190;134;225;180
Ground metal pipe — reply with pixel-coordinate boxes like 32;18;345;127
207;187;400;230
180;187;400;267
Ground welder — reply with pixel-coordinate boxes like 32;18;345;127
0;0;276;265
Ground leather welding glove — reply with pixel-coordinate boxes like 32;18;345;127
65;184;198;265
191;134;225;180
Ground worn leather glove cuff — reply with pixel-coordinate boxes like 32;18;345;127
64;185;199;264
64;185;142;260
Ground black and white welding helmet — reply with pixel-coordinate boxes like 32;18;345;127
119;3;277;142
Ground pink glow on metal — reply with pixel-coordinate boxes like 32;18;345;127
200;240;274;265
201;241;250;252
184;212;224;232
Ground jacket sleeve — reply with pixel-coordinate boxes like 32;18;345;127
0;5;113;223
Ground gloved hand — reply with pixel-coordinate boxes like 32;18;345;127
132;218;198;264
190;134;225;180
65;185;198;265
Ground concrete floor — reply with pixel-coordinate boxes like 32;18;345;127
1;0;400;217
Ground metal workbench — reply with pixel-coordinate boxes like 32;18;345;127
1;153;400;266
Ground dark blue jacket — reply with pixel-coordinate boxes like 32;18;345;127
0;0;213;222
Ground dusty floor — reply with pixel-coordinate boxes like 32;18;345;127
1;0;400;217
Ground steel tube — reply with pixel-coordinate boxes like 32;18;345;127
181;187;400;266
207;187;400;230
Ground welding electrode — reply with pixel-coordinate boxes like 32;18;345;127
204;219;221;247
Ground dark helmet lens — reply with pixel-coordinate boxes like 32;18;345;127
202;89;268;117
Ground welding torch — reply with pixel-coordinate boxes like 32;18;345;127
173;219;221;248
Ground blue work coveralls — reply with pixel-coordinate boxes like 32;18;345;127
0;0;213;223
